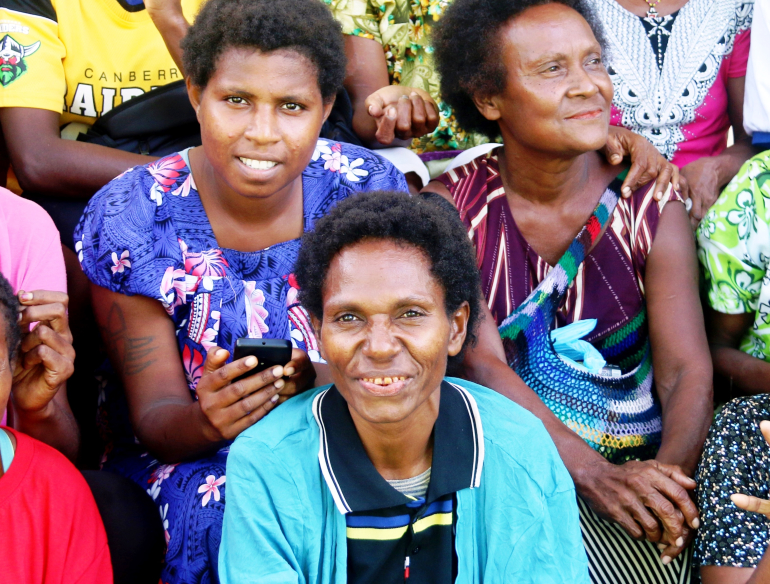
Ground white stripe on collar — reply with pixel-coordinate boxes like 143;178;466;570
313;389;352;514
448;382;485;488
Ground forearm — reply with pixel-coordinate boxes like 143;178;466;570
147;10;189;73
655;369;713;475
748;552;770;584
10;389;80;462
712;345;770;396
135;399;227;463
12;135;150;197
714;139;759;188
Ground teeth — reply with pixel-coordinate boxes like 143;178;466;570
239;157;277;170
362;376;406;385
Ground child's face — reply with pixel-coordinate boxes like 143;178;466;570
0;312;12;420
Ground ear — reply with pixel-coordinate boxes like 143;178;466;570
186;77;204;122
321;94;336;126
310;313;326;361
472;93;502;123
447;301;470;357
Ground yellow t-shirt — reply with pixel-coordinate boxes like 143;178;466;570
0;0;202;128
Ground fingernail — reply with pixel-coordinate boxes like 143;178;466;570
622;186;631;195
272;366;283;377
692;518;700;528
274;378;285;389
215;349;228;358
611;154;622;163
657;543;667;550
387;107;396;119
410;91;418;98
20;292;32;302
661;556;671;565
245;356;257;367
368;105;375;115
271;394;280;403
675;537;683;547
284;367;295;376
656;191;663;200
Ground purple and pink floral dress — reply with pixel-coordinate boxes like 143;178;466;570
74;140;407;584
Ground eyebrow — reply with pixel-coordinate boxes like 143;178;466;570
324;294;437;313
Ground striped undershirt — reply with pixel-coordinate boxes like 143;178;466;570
386;467;431;499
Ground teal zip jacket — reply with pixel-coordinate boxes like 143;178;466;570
219;378;590;583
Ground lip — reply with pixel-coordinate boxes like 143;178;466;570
566;109;604;120
357;375;411;397
235;155;282;180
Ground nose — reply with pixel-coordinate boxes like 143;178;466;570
243;104;281;145
361;316;401;361
566;64;600;99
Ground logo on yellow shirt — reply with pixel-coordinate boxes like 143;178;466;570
0;34;39;87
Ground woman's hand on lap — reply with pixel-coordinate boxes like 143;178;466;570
365;86;439;145
731;421;770;518
580;458;698;560
12;291;75;415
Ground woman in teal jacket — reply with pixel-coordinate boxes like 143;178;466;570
219;191;589;584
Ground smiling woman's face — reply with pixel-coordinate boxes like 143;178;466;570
315;240;469;426
477;3;612;156
188;47;332;200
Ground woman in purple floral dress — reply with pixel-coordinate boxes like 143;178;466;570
73;0;406;582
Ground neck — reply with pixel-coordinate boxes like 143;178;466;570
497;135;595;207
350;389;440;481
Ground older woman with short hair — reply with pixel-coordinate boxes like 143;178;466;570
220;190;590;583
425;0;713;580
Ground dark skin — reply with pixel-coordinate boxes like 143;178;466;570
611;0;757;227
10;290;79;462
0;0;190;198
344;34;679;200
425;4;712;561
310;240;469;480
91;47;333;463
0;309;16;479
706;309;770;396
700;421;770;584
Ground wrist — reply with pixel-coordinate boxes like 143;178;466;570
11;396;57;423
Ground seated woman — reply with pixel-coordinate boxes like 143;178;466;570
425;0;712;580
74;0;407;581
584;0;757;222
0;270;112;584
694;150;770;583
325;0;681;195
220;190;590;583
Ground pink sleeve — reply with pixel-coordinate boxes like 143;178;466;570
728;27;751;78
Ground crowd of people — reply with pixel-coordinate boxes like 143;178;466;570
0;0;768;580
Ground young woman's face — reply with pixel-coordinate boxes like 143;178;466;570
479;3;613;156
315;240;469;426
189;47;333;199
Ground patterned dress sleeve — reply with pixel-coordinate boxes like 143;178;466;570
725;0;754;78
697;152;770;314
74;159;184;298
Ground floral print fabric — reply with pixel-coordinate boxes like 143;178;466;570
323;0;490;153
74;141;407;584
694;395;770;567
698;151;770;361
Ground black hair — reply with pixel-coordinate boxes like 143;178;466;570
0;272;20;366
295;191;482;366
432;0;607;140
182;0;346;101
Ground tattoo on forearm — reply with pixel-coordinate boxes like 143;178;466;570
105;302;159;377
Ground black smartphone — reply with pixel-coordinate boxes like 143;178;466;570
232;338;293;382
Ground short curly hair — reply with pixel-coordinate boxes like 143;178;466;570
295;191;482;366
0;272;20;366
182;0;346;102
433;0;606;140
